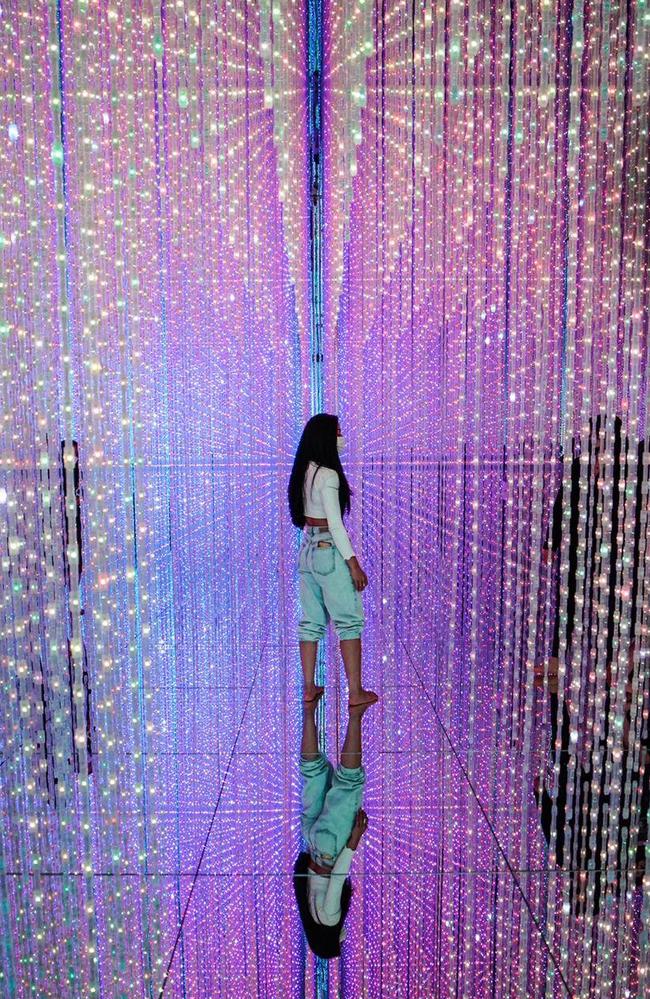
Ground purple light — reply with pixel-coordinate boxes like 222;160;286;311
0;0;648;996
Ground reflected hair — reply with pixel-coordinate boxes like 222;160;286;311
293;852;352;959
287;413;352;528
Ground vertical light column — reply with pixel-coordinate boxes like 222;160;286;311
0;0;310;995
323;0;650;994
307;0;325;416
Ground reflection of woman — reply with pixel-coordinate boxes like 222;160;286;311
293;694;371;958
288;413;377;707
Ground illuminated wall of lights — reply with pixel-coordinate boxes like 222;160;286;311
1;0;309;995
324;0;649;995
0;0;648;997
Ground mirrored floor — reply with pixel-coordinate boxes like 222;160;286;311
2;458;647;998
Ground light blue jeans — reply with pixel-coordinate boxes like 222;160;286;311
300;752;366;864
298;527;365;641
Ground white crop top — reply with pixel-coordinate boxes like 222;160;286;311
307;845;355;940
303;461;355;561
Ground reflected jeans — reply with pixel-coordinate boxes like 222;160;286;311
299;752;366;864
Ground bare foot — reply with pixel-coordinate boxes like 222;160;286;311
348;689;378;710
303;685;325;704
348;700;375;719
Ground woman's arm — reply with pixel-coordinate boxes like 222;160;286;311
320;846;355;920
320;471;355;561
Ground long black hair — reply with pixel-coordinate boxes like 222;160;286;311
293;852;353;958
287;413;353;528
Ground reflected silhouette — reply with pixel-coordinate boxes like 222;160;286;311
534;414;650;912
293;694;373;958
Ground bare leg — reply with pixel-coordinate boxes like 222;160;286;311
340;638;378;708
300;695;322;761
340;701;372;768
300;640;324;702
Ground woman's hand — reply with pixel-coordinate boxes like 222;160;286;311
346;809;369;850
346;556;368;591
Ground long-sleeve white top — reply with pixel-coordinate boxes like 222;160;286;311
307;846;355;934
303;461;355;561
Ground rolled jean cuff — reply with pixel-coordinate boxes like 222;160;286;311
336;764;366;787
298;624;327;641
336;626;364;640
299;752;330;778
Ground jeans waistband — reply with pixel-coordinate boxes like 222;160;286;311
304;526;333;541
310;847;335;867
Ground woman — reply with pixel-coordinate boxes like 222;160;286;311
293;692;370;957
288;413;378;708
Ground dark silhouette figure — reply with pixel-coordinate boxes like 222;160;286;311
535;415;650;913
59;439;93;775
